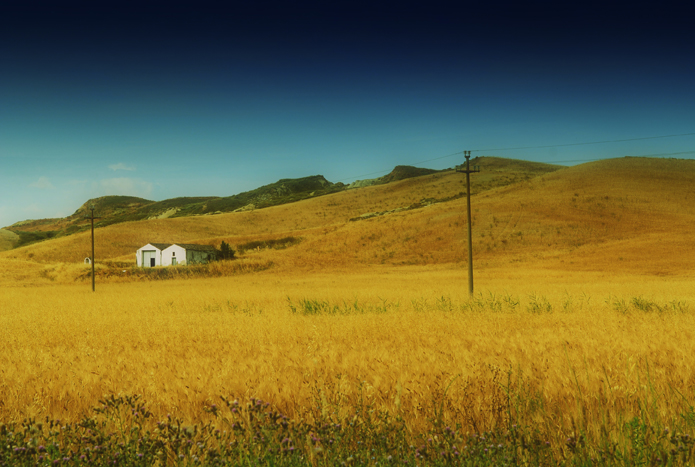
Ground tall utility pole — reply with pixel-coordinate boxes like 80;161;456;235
86;205;101;292
456;151;480;295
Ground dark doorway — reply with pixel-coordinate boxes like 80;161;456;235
150;258;156;267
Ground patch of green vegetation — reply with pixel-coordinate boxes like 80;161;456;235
13;230;58;248
60;225;90;237
134;197;217;220
64;196;156;229
178;175;345;216
608;295;690;314
379;165;440;183
527;293;553;314
82;195;153;211
236;236;302;254
218;241;236;260
287;297;396;315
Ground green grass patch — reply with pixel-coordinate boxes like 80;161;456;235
287;297;396;315
12;230;58;248
237;237;302;254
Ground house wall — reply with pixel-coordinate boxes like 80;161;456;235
161;245;187;266
135;244;163;267
186;249;216;264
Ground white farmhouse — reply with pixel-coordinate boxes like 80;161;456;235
136;243;218;267
136;243;171;267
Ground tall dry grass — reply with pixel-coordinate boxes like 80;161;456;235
1;267;694;450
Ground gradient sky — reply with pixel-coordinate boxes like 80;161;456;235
1;2;694;228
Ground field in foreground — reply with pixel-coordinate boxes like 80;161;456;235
2;267;695;465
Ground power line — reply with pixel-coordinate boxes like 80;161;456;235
470;132;695;153
334;169;394;183
546;150;695;165
336;132;695;183
632;150;695;157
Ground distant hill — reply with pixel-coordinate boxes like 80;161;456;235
182;175;344;215
380;165;439;183
4;159;562;250
6;195;216;248
5;175;345;248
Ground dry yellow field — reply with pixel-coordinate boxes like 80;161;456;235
1;267;695;446
1;157;695;453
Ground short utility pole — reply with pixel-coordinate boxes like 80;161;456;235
85;205;101;292
456;151;480;296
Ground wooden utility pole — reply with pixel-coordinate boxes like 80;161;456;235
86;205;101;292
456;151;480;295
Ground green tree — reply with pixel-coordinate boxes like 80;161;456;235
218;241;236;260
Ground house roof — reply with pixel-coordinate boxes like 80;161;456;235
174;243;217;252
140;243;217;252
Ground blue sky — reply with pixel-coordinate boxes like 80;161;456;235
1;2;694;227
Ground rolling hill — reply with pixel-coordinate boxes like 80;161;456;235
3;175;344;246
3;156;693;283
0;157;561;262
5;165;452;249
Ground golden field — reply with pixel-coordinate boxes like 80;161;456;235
1;156;695;451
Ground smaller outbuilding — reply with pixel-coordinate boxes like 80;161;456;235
136;243;218;267
162;243;217;266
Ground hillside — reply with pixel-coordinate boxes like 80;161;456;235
185;175;343;214
6;196;156;244
3;175;342;246
0;157;563;266
273;156;695;274
0;229;18;252
7;156;694;281
4;160;557;250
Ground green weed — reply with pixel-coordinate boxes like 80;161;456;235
287;298;397;315
527;294;553;314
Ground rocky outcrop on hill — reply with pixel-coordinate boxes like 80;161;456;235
348;165;441;189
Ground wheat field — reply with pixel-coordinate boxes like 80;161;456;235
2;267;694;442
1;157;695;462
